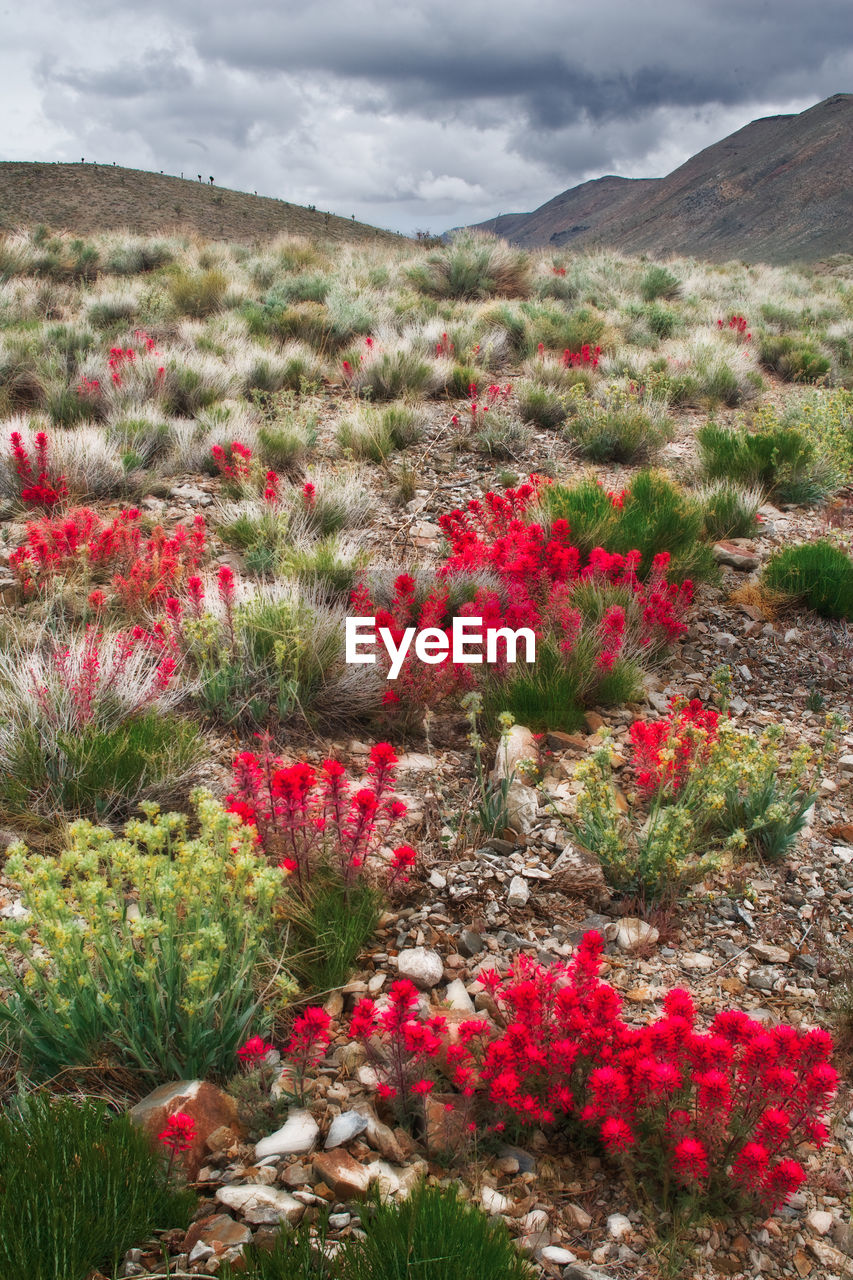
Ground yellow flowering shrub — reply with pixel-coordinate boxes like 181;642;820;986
0;790;290;1082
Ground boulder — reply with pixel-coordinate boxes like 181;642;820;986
129;1080;241;1180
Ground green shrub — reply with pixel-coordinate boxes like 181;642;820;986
763;540;853;619
0;1094;194;1280
643;301;679;338
696;415;835;505
445;362;486;397
639;265;680;302
340;1183;534;1280
0;712;202;823
169;267;228;317
482;634;640;734
562;383;673;463
540;470;715;581
759;333;831;383
520;302;605;357
285;873;381;991
350;350;437;402
106;240;174;274
408;232;531;300
0;794;287;1082
515;379;568;429
471;414;531;460
698;480;763;541
257;419;318;472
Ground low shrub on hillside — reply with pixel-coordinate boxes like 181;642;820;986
0;1094;194;1280
697;413;837;504
408;231;531;301
759;333;831;383
639;264;680;301
343;341;442;401
169;266;228;317
539;470;715;582
0;793;286;1081
762;540;853;620
573;697;840;897
338;402;425;460
225;1182;532;1280
515;378;568;429
0;625;201;823
698;479;764;541
562;382;673;463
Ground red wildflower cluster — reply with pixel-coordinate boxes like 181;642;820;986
226;739;414;891
552;266;567;276
345;933;834;1214
451;381;513;429
237;1034;275;1065
349;979;487;1117
263;469;280;505
7;430;67;509
630;698;720;795
717;315;751;341
157;1111;196;1154
284;1007;332;1098
562;344;601;368
435;332;454;357
211;440;252;485
80;332;165;394
10;506;207;608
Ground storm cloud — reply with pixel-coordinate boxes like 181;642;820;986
2;0;851;233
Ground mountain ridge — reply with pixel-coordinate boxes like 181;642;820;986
466;94;853;263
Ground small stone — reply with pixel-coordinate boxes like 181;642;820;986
481;1185;511;1215
566;1264;618;1280
428;870;447;890
806;1210;834;1236
713;541;759;571
492;724;540;782
328;1212;351;1230
564;1202;592;1230
216;1185;305;1226
541;1245;577;1265
458;928;484;957
184;1214;252;1254
615;918;659;952
606;1213;632;1240
444;978;475;1012
254;1110;319;1159
505;782;539;834
313;1150;371;1200
396;946;444;989
748;965;778;992
506;875;530;909
325;1111;369;1149
749;943;791;964
680;952;715;971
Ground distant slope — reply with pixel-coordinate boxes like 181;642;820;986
0;162;403;245
468;94;853;263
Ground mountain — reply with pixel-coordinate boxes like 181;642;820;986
0;162;402;245
468;94;853;263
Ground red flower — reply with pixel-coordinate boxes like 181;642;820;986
157;1111;196;1153
237;1034;275;1064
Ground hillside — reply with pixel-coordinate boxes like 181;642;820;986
470;94;853;263
0;161;403;245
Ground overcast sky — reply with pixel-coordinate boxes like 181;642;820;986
1;0;851;235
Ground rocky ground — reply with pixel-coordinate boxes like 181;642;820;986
1;379;852;1280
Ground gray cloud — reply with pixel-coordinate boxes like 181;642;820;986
2;0;851;233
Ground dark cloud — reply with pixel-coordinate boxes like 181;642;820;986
2;0;851;233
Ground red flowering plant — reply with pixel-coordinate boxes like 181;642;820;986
630;696;720;799
5;429;67;509
157;1111;197;1178
472;934;837;1216
717;315;751;342
348;979;462;1126
211;440;253;493
9;505;207;611
226;739;416;895
283;1006;333;1102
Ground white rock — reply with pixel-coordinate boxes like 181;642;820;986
365;1159;401;1199
481;1185;511;1215
616;918;659;952
254;1110;319;1159
506;875;530;909
680;951;715;971
505;781;540;834
396;947;444;989
444;978;475;1012
324;1111;369;1149
216;1185;305;1225
807;1209;834;1236
607;1212;633;1240
492;724;539;782
541;1245;577;1265
188;1241;215;1262
428;870;447;890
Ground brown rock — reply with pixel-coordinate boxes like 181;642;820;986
205;1125;239;1154
583;712;605;733
424;1092;475;1155
546;731;588;752
128;1080;242;1180
184;1213;252;1255
313;1149;371;1200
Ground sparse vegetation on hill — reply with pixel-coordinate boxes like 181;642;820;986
0;223;851;1280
